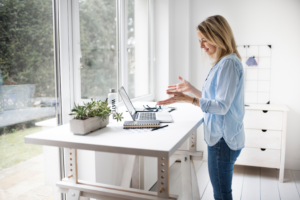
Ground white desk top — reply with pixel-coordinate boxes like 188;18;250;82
25;102;203;158
35;118;57;127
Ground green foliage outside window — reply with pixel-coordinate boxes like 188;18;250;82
0;0;121;100
79;0;118;100
0;0;55;97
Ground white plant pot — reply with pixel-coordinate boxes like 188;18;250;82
100;117;109;128
70;116;107;135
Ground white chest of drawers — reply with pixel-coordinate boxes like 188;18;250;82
235;104;289;182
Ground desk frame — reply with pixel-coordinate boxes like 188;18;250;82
59;131;202;200
25;102;204;199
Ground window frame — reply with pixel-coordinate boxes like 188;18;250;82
57;2;155;199
68;0;155;105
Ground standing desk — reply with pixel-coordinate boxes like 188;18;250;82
25;103;204;200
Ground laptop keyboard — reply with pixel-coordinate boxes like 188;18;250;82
139;112;156;120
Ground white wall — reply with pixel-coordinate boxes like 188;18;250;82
154;0;171;101
154;0;192;99
154;0;300;170
135;0;149;97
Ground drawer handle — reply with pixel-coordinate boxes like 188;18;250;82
261;148;266;151
262;110;268;113
262;129;267;132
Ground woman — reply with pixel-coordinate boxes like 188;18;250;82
157;15;245;200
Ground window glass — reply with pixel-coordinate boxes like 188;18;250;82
0;0;56;198
127;0;150;98
79;0;118;100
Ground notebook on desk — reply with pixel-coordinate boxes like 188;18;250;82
123;120;160;129
118;86;173;123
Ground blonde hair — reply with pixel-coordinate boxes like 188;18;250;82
197;15;241;65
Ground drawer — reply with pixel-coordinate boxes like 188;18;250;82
244;110;283;130
245;129;281;149
235;147;280;168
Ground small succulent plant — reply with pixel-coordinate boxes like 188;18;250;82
69;98;123;122
69;103;88;120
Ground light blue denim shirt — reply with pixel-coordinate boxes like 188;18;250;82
199;53;245;150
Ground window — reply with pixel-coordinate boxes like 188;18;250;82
73;0;153;103
79;0;118;100
0;0;58;199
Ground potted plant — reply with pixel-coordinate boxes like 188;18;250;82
69;99;123;135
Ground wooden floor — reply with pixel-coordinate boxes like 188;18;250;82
0;154;53;200
151;161;300;200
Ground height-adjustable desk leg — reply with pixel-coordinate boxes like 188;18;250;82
189;130;197;152
181;155;193;199
191;159;201;200
131;156;140;189
180;154;201;200
67;189;81;200
157;157;170;198
64;148;78;183
180;130;201;200
63;148;82;199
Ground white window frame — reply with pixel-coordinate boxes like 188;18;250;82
64;0;155;106
57;2;155;200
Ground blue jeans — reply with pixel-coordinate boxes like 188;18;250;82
207;138;241;200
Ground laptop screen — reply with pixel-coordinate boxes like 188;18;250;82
118;86;136;118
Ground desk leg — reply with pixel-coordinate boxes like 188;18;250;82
181;155;193;199
191;160;201;200
131;156;140;189
181;156;201;200
120;155;136;187
64;148;78;183
63;149;81;199
157;157;170;198
67;189;81;200
189;130;197;152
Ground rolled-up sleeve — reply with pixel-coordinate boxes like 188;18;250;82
199;59;239;115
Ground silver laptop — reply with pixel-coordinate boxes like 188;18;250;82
118;86;173;123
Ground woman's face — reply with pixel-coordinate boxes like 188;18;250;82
197;30;217;56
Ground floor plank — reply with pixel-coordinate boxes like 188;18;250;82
292;170;300;197
201;181;214;200
232;165;245;200
278;169;300;200
260;167;280;200
241;166;260;200
151;161;300;200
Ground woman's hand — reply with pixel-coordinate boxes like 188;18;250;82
167;76;192;93
156;91;193;106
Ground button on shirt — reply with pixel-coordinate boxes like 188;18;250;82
199;53;245;150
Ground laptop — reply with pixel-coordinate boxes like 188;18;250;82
118;86;173;123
